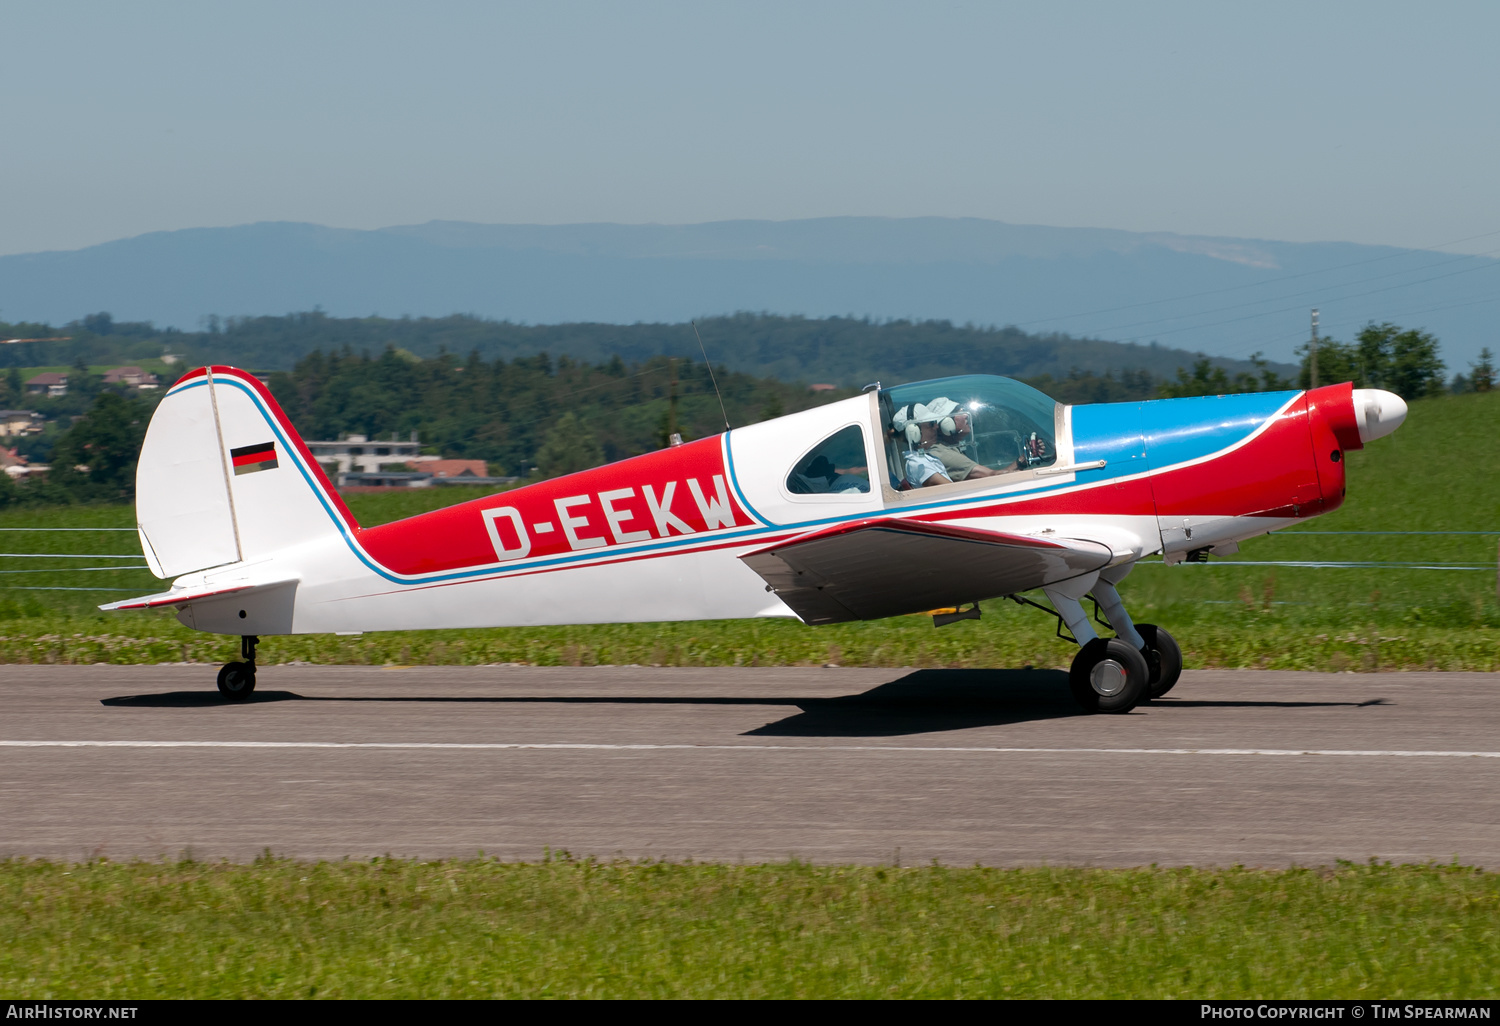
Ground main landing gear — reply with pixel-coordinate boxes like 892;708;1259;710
217;635;258;702
1022;565;1182;713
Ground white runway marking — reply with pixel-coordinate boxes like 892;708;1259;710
2;740;1499;759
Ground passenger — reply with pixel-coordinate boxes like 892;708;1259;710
892;403;953;487
790;454;869;494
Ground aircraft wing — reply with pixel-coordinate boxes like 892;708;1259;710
740;518;1114;625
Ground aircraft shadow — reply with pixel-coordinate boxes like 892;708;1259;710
102;691;306;707
99;670;1082;735
744;682;1389;736
100;673;1389;737
743;669;1081;736
1148;697;1391;709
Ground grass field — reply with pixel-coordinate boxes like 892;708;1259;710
1;389;1496;670
2;859;1495;999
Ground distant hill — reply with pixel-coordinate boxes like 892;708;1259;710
1;217;1493;367
0;311;1288;395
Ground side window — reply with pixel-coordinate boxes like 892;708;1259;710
786;425;871;496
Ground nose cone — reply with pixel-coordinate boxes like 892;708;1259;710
1353;389;1407;443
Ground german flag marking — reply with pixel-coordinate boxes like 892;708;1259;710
230;441;278;476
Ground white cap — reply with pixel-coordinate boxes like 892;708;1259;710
923;397;959;421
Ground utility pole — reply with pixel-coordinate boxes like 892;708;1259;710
1309;309;1320;389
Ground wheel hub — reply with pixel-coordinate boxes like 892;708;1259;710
1090;658;1127;696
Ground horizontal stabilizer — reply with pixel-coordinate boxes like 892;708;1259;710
740;518;1113;624
100;574;300;612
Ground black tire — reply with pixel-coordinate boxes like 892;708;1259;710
1135;623;1183;699
1069;637;1150;714
217;661;256;701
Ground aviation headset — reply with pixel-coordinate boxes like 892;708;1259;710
895;401;960;445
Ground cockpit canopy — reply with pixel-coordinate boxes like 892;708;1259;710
878;375;1059;490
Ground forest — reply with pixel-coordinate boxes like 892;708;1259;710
0;310;1283;389
264;348;851;477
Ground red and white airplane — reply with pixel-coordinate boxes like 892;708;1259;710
105;366;1407;712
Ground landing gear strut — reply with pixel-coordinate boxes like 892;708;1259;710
217;635;258;702
1021;563;1179;714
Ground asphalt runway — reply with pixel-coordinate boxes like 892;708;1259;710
2;664;1497;867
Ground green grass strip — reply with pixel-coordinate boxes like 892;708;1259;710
1;859;1495;999
3;390;1498;670
2;604;1498;671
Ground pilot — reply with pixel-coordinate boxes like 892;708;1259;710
893;400;998;487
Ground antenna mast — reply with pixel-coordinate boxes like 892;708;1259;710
667;357;681;446
692;321;731;432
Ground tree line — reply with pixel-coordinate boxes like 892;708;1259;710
3;319;1484;508
0;309;1282;388
1293;323;1490;397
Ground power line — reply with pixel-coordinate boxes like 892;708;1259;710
1093;245;1500;340
1141;560;1493;570
1205;284;1500;364
1105;254;1500;345
0;586;144;592
0;566;149;573
1009;226;1500;330
0;553;144;558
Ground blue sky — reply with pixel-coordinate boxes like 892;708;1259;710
3;1;1497;257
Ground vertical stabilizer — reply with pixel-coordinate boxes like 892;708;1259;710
135;366;357;579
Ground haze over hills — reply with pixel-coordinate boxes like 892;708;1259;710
2;217;1494;367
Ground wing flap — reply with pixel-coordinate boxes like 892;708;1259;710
740;518;1113;625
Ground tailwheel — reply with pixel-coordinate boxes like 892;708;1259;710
216;661;256;701
217;634;259;702
1069;637;1149;714
1135;623;1183;700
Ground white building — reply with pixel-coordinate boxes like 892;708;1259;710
304;434;429;484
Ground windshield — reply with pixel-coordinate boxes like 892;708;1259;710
878;375;1059;490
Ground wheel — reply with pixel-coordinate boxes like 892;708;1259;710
217;661;256;701
1135;623;1183;699
1068;638;1150;714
